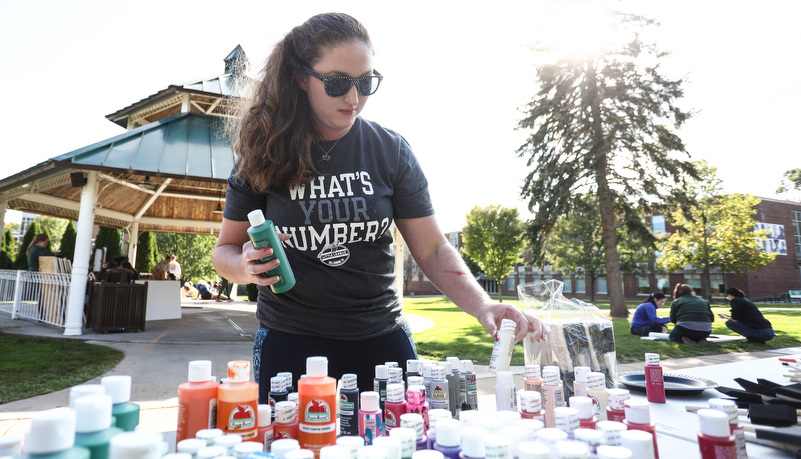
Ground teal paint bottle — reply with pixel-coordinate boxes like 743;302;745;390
247;209;295;294
100;376;139;432
73;395;124;459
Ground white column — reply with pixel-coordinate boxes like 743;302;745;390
64;170;98;336
128;221;139;264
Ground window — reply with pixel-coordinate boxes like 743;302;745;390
575;277;586;293
656;276;670;295
563;277;573;293
637;277;650;295
793;211;801;254
597;278;608;294
652;215;666;233
685;274;702;292
507;276;516;292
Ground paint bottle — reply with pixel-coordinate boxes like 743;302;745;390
271;376;290;423
696;409;737;459
73;395;124;459
605;390;630;423
595;421;627;447
422;364;436;406
400;413;427;451
623;399;658;459
271;439;301;459
516;441;550;459
234;442;265;459
426;410;453;450
459;360;478;412
406;385;429;433
177;438;206;457
100;375;140;432
708;398;747;459
195;428;224;446
389;367;404;386
20;408;90;459
278;372;295;394
555;441;589;459
336;436;365;458
274;401;299;441
553;407;580;440
516;419;544;442
361;391;384;445
523;365;543;395
177;360;219;443
494;371;517;412
458;411;480;430
69;385;105;408
540;367;564;428
518;391;545;423
375;365;390;414
483;434;514;459
569;396;596;430
585;372;608;421
644;354;666;404
439;361;459;418
595;445;632;459
408;377;425;395
407;360;422;382
430;366;450;412
501;426;528;459
217;360;259;440
247;209;295;293
385;383;408;433
390;427;417;459
460;426;488;459
258;404;274;452
298;356;337;456
373;436;402;459
340;374;361;437
0;435;22;457
573;429;604;458
619;430;654;459
433;419;461;459
572;367;591;398
488;319;516;374
214;434;242;456
495;411;521;429
108;432;165;459
445;358;462;415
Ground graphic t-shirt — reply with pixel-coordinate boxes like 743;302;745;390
224;117;434;339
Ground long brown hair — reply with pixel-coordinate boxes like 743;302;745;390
26;233;49;256
673;283;695;299
230;13;373;191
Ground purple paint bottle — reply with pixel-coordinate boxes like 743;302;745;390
433;419;461;459
400;413;427;451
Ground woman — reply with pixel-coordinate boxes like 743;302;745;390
213;13;547;398
27;233;53;272
669;283;715;345
718;287;775;344
630;293;670;336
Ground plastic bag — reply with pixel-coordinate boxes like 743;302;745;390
518;279;616;399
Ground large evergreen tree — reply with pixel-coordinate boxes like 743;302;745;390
0;229;15;269
59;221;77;261
516;3;696;317
94;226;123;263
14;221;43;270
135;231;160;273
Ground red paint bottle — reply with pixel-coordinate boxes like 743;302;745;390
644;353;666;403
697;409;738;459
708;398;748;459
623;399;659;459
384;383;407;433
569;396;597;429
605;389;630;423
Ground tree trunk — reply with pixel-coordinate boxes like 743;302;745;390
497;283;503;303
700;213;711;300
589;276;596;302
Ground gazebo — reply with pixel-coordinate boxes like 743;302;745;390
0;46;248;335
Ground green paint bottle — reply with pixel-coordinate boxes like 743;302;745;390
100;376;139;432
73;395;124;459
247;209;295;294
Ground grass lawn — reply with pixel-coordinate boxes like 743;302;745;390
404;296;801;365
0;333;124;404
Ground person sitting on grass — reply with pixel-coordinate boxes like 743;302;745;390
718;287;775;344
669;283;715;346
630;293;671;336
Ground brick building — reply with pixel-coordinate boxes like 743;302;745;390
402;197;801;302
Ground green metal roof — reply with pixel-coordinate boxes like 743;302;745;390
52;112;234;181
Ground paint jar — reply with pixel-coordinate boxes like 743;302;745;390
100;376;140;432
488;319;516;374
247;209;295;293
177;360;219;443
21;408;90;459
298;356;337;457
73;394;124;459
217;361;259;440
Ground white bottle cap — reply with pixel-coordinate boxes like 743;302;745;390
708;398;738;425
0;435;22;457
501;426;528;457
361;391;380;412
306;356;328;378
556;441;588;458
411;451;444;459
496;410;522;427
337;436;366;456
459;409;481;428
542;368;559;385
460;426;488;458
271;439;300;459
341;373;358;391
196;446;227;459
595;421;627;446
195;429;224;446
372;436;401;459
400;413;425;439
519;390;542;413
247;209;266;227
234;442;263;458
495;371;513;386
109;432;165;459
499;319;517;334
358;444;389;459
524;364;541;380
258;404;272;427
595;445;633;459
188;361;213;382
536;427;568;445
483;434;513;459
25;407;76;454
408;376;424;388
569;396;593;420
645;353;660;366
587;372;605;389
101;375;132;404
543;366;560;377
434;419;461;447
163;454;192;459
446;357;460;371
69;384;105;408
460;360;474;373
74;394;114;433
427;409;453;433
697;409;732;438
275;401;297;423
375;365;389;379
553;407;579;433
389;428;416;459
288;392;299;405
277;372;293;386
430;366;446;380
407;360;421;374
227;361;251;382
573;428;604;446
389;367;404;383
386;383;406;403
271;376;287;393
284;450;314;459
177;439;208;454
517;419;544;441
623;399;651;424
386;362;400;368
320;444;351;459
619;430;654;459
574;367;591;383
215;434;243;449
517;441;550;459
438;361;452;374
606;389;630;411
476;416;502;434
422;364;435;378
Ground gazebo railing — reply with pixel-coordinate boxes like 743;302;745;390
0;269;72;327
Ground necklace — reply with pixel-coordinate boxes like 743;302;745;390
317;135;343;161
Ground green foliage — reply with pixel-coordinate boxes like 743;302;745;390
246;283;258;302
155;232;218;283
462;205;526;302
14;221;43;270
657;161;775;298
94;227;123;263
135;231;160;273
34;216;69;252
459;247;482;278
59;221;77;262
0;229;15;269
777;168;801;194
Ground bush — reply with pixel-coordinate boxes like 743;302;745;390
59;222;77;261
0;230;15;269
94;227;122;263
136;231;159;273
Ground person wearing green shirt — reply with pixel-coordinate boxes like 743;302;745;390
669;283;715;345
27;233;53;272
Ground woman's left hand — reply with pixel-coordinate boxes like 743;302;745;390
476;302;549;343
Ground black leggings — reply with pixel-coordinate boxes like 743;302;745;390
255;325;417;403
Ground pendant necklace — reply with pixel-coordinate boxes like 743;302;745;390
317;135;343;161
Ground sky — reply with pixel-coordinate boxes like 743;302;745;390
1;1;798;232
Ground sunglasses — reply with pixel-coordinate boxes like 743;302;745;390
302;66;383;97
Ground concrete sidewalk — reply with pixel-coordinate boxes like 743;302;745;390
2;301;801;440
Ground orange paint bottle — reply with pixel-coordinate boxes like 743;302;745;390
217;360;259;440
298;356;337;458
177;360;219;443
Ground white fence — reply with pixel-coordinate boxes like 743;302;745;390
0;269;72;327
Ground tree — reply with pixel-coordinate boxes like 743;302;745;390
777;168;801;195
135;231;160;274
0;229;15;269
461;205;527;302
59;221;77;261
94;227;123;263
516;3;696;317
657;161;775;299
33;216;69;252
14;221;43;270
155;232;217;283
401;243;420;293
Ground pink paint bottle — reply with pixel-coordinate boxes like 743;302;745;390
385;383;407;433
540;367;564;428
518;390;545;423
644;353;666;403
406;385;430;433
623;399;659;459
360;391;384;445
697;409;737;459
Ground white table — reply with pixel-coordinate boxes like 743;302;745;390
138;280;182;321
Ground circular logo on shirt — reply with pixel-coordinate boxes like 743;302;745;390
318;242;350;267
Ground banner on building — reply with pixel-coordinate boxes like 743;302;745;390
755;222;787;255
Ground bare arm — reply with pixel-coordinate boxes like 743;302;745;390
396;215;547;343
212;218;287;287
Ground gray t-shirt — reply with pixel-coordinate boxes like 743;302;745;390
224;117;434;339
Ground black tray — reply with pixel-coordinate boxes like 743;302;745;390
618;371;717;395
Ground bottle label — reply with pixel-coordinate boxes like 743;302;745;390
361;414;383;445
209;398;218;429
431;383;449;409
218;400;257;440
303;398;331;423
299;422;336;434
339;393;355;415
253;239;275;264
